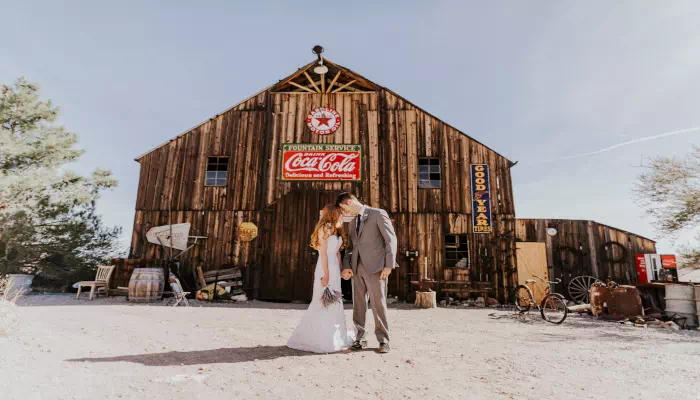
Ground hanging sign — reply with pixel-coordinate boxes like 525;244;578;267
238;222;258;242
281;143;362;181
661;255;677;269
470;164;492;234
306;107;341;135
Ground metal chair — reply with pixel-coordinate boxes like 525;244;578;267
168;273;190;307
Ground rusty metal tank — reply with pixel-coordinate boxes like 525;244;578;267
590;283;643;318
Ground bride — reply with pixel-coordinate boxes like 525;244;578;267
287;204;355;353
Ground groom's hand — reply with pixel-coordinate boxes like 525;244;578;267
341;270;353;280
380;267;392;280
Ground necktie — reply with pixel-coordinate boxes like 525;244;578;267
356;214;361;235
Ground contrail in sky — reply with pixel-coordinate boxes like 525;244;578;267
525;126;700;166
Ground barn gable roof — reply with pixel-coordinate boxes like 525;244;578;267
136;57;514;164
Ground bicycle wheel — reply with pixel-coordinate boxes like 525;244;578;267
512;285;533;312
540;294;568;324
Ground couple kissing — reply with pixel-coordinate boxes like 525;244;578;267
286;192;398;354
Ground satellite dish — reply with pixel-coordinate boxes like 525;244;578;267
547;227;558;236
146;223;191;250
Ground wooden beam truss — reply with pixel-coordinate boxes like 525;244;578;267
276;64;373;94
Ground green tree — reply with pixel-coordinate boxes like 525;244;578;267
0;77;121;288
634;148;700;268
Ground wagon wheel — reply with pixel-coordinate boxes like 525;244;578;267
568;276;601;304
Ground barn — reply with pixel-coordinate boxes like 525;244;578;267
514;218;657;302
128;49;518;303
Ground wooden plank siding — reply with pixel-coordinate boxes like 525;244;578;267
515;219;657;294
130;87;517;302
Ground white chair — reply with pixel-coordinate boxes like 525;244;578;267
76;265;115;300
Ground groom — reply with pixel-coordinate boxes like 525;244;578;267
336;192;397;354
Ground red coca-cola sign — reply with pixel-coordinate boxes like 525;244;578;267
281;143;362;181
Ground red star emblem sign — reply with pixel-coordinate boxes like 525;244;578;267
315;115;332;127
306;107;341;135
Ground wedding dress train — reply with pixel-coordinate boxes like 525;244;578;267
287;235;355;353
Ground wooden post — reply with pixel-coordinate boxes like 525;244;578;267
196;264;207;289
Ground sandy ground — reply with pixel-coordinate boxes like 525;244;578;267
1;295;699;400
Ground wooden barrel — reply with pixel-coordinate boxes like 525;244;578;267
128;268;164;302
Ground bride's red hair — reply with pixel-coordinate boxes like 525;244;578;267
309;204;347;250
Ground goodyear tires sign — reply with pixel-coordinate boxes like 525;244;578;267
470;164;492;234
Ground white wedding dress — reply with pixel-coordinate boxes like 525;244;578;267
287;235;355;353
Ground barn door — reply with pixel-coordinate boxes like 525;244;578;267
258;191;344;302
257;192;314;302
290;190;352;302
258;208;287;301
516;242;549;304
291;204;318;303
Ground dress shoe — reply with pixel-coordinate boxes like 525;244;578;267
350;339;367;351
376;343;390;354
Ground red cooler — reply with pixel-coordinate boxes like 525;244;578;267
635;254;649;283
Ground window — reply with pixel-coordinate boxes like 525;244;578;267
419;158;441;188
445;234;469;268
205;156;228;186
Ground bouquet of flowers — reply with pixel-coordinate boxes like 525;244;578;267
320;286;344;307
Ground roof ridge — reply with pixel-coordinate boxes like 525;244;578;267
135;57;513;165
516;218;656;242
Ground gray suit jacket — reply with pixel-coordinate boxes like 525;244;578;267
342;207;398;274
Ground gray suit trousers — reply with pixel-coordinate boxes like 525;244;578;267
353;258;389;344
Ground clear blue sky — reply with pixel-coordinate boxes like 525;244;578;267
2;1;699;253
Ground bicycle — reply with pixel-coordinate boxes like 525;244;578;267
512;275;568;324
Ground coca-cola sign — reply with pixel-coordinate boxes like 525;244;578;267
281;143;362;181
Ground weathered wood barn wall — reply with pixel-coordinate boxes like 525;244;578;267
515;219;657;290
129;58;517;302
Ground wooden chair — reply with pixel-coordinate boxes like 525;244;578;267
76;265;115;300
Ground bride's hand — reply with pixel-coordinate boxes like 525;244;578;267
321;274;329;287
